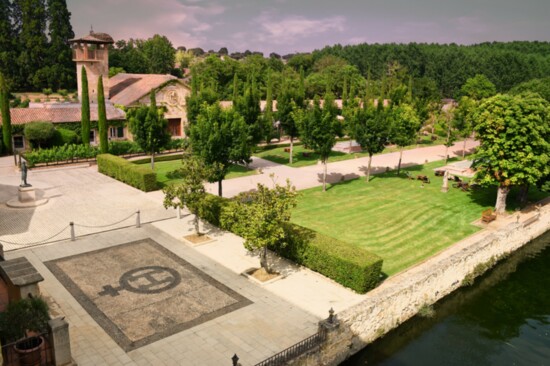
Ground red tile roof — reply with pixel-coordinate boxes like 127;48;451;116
109;73;187;106
0;104;125;125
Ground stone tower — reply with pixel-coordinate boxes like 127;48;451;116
69;31;114;104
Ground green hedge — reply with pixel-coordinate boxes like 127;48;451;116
97;154;158;192
198;193;230;227
24;144;98;167
278;224;383;293
132;153;183;165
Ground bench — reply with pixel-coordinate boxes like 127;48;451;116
284;147;291;153
523;215;539;227
481;209;497;223
435;170;445;177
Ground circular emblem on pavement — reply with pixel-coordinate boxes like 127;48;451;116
99;266;181;297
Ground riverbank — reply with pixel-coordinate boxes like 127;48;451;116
291;198;550;365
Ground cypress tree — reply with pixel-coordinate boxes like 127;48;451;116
0;73;13;154
18;0;48;90
81;66;90;145
97;76;108;153
0;0;13;80
264;72;273;143
45;0;75;90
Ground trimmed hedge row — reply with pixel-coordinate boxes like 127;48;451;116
97;154;158;192
199;192;383;293
132;153;184;165
278;224;383;293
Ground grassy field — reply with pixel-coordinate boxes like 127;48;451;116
255;135;447;168
291;159;549;276
135;159;257;187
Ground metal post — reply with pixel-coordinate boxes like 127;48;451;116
136;210;141;228
231;354;239;366
70;222;75;241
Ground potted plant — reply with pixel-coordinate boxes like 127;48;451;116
0;296;50;366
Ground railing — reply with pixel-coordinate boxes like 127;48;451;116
1;332;53;366
253;331;325;366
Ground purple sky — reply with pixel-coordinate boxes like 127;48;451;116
68;0;550;54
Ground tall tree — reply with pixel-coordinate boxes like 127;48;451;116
263;72;274;143
295;93;341;191
17;0;48;89
97;76;108;153
0;0;15;82
44;0;74;90
220;179;297;272
235;75;261;143
453;96;477;157
128;90;171;169
460;74;497;100
390;104;421;174
352;102;390;183
141;34;175;74
190;103;252;196
473;93;550;214
80;66;90;146
163;155;211;235
0;73;12;154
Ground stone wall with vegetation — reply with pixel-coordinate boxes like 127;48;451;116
291;202;550;365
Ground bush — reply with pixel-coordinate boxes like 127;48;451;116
57;89;68;97
132;154;184;165
42;88;53;96
164;138;189;151
108;140;143;156
97;154;158;192
198;193;230;227
278;224;383;293
20;99;29;108
51;128;79;146
24;144;99;167
24;121;56;148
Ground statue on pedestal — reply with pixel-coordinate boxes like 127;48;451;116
20;161;32;187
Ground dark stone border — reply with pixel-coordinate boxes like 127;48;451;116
45;238;252;352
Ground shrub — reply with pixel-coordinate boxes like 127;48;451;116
20;99;29;108
57;89;68;97
132;154;184;165
198;193;230;227
164;138;189;151
97;154;158;192
108;140;143;156
24;121;56;148
42;88;53;96
24;144;99;167
34;98;41;103
51;128;79;146
9;97;21;108
277;224;383;293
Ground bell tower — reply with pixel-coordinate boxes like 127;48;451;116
69;30;114;103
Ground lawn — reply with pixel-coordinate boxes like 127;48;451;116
134;159;257;187
255;135;447;168
291;159;549;276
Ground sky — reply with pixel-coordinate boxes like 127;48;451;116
67;0;550;55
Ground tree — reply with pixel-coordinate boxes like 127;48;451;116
473;93;550;214
453;96;477;157
460;74;497;100
351;102;390;183
97;76;108;153
221;178;297;272
509;77;550;102
80;66;90;146
0;0;15;82
163;155;211;235
235;75;261;143
390;104;421;174
262;72;274;143
277;74;304;164
141;34;175;74
190;103;252;196
128;90;171;169
43;0;74;90
0;73;12;153
24;121;55;148
295;94;340;191
439;105;456;164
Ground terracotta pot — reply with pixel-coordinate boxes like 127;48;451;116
14;336;44;366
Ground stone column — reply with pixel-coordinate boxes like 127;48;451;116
441;170;449;193
48;318;72;366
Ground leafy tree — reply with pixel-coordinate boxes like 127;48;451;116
509;77;550;102
460;74;497;100
0;73;12;153
351;102;390;183
295;94;340;191
220;178;297;272
128;90;171;169
0;0;15;83
235;75;261;144
141;34;175;74
24;121;55;148
80;66;90;146
190;103;252;196
473;93;550;213
108;67;125;78
163;155;211;235
277;73;305;164
439;105;456;164
390;104;421;174
43;0;74;90
97;76;108;153
262;72;274;143
453;96;477;157
185;77;219;126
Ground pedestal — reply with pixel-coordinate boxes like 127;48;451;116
6;186;49;208
18;186;36;202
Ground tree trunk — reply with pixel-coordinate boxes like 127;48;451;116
462;139;467;159
194;214;201;235
518;184;529;207
322;160;327;191
289;136;294;165
150;152;155;170
397;148;403;175
260;246;269;273
218;179;223;197
444;145;449;165
495;186;510;215
366;154;373;183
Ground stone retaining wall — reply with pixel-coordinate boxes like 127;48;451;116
291;202;550;366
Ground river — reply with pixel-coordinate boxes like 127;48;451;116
343;230;550;366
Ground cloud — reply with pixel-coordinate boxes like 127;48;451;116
253;12;346;46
